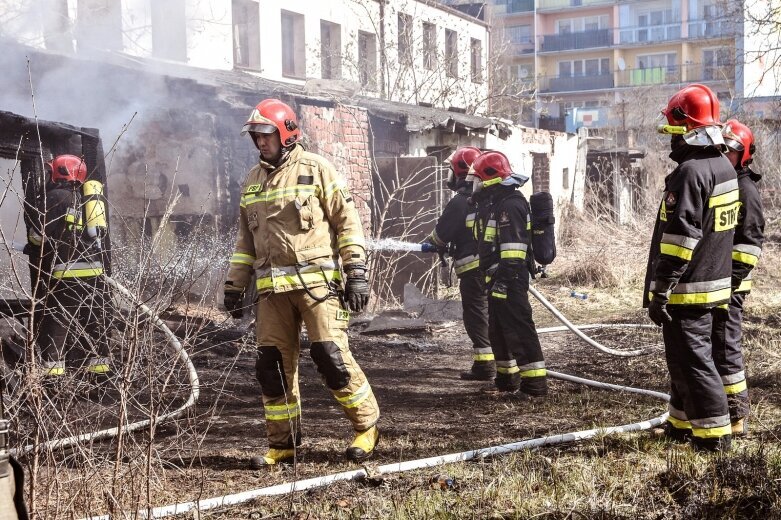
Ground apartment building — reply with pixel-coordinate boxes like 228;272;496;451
4;0;489;113
488;0;736;130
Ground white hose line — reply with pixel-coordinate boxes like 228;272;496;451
11;276;200;456
529;285;649;357
80;372;669;520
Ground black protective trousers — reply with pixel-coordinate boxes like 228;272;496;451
38;276;110;369
458;270;491;353
663;306;730;440
488;277;546;395
712;292;750;420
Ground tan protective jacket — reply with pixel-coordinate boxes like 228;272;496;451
226;144;366;294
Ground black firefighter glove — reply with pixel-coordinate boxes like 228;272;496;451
648;280;675;327
223;283;245;320
344;264;370;313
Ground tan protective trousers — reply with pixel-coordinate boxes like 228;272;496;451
255;287;379;449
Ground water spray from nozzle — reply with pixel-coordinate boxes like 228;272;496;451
365;238;439;253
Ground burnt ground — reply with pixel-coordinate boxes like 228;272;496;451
124;303;671;509
13;289;781;518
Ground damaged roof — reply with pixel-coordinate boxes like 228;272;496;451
355;96;509;137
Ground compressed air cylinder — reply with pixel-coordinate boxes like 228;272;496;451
82;180;107;240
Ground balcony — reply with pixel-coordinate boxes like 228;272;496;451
540;73;614;93
615;63;734;88
539;28;611;52
538;0;615;11
616;66;682;87
618;23;682;45
687;19;736;39
509;41;536;55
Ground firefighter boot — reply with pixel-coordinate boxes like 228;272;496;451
494;372;521;393
693;434;732;453
731;418;748;437
249;448;296;469
346;426;379;461
460;361;496;381
650;423;692;443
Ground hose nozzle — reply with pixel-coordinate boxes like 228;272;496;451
420;243;439;253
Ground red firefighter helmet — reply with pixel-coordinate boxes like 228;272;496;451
241;98;301;147
472;151;513;185
722;119;755;167
446;147;482;179
661;83;721;131
49;154;87;184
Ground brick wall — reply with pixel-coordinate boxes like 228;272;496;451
297;103;373;235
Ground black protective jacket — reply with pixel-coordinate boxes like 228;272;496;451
428;184;480;277
644;145;738;308
32;185;103;280
476;186;533;284
732;166;765;294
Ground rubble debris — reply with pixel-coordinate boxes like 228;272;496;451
361;310;426;335
403;283;462;322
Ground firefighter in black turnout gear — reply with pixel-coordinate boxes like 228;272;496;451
424;147;494;381
711;119;765;437
645;84;736;451
30;155;111;379
472;151;547;396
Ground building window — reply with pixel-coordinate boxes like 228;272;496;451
702;48;732;80
445;29;458;78
423;22;437;70
637;53;677;71
321;21;342;80
76;0;122;52
358;31;378;90
398;13;413;65
44;0;72;52
233;0;260;69
558;58;610;77
152;0;187;60
281;10;306;79
471;38;483;83
510;63;534;83
506;25;532;44
562;168;570;190
556;15;608;34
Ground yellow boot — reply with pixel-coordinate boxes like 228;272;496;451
346;426;379;461
731;418;748;437
249;448;295;469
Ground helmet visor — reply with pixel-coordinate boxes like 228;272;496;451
241;123;278;136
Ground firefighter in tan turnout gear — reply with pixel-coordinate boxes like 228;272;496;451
424;146;495;381
224;99;380;467
645;84;736;451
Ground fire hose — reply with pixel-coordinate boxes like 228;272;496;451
75;278;666;519
10;275;200;456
